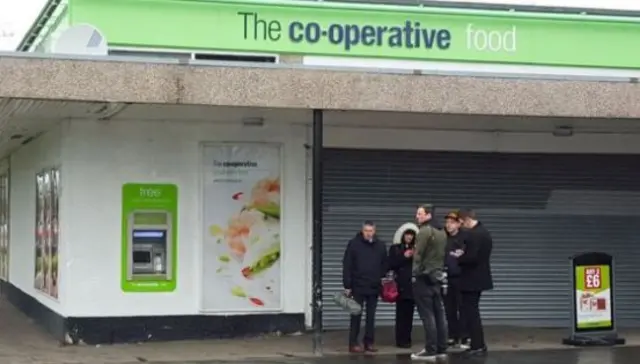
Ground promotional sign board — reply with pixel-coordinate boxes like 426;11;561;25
201;143;283;312
563;252;625;346
71;0;640;69
121;183;178;293
575;264;612;330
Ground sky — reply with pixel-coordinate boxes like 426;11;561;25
0;0;47;51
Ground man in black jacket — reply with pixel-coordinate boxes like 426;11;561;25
443;210;468;348
342;220;388;353
451;209;494;357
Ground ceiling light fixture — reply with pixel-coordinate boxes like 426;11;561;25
553;126;574;137
241;117;265;127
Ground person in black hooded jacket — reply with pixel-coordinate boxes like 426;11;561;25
387;222;419;348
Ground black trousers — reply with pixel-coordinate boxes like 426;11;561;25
395;298;415;346
413;277;448;354
349;293;378;346
444;279;467;342
460;291;486;350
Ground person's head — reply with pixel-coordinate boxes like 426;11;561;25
445;210;462;234
415;204;433;225
402;230;416;244
458;208;478;229
361;220;376;241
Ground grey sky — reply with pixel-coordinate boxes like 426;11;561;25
0;0;47;50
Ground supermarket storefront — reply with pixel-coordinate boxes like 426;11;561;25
3;0;640;344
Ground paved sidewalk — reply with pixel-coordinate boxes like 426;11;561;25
0;299;637;364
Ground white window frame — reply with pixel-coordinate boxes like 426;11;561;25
108;46;280;63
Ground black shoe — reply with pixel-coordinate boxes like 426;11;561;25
397;343;412;348
447;339;457;346
463;347;488;357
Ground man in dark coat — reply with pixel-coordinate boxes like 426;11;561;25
342;220;388;353
443;210;468;348
388;222;419;348
451;208;494;357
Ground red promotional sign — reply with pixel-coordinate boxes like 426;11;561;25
584;267;602;290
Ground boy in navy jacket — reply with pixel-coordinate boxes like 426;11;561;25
443;210;469;348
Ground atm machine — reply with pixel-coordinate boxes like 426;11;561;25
126;210;172;281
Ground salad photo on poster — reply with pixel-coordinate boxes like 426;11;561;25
202;144;282;311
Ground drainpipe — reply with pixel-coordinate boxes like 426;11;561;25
311;109;324;355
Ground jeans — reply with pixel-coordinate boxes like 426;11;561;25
349;293;378;346
413;277;448;354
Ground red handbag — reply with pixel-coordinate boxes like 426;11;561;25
381;278;399;303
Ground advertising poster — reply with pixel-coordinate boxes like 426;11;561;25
51;169;60;298
575;265;612;330
34;169;59;299
34;172;45;292
0;174;9;281
202;144;282;311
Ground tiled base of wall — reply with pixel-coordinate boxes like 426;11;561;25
0;280;305;345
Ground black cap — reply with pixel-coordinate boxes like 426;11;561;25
445;210;460;220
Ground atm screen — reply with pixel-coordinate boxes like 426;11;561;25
132;230;166;243
133;251;151;263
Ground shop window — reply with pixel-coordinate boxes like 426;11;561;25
194;53;277;63
0;173;9;281
108;49;192;61
108;49;277;63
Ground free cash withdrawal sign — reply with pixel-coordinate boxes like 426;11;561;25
71;0;640;68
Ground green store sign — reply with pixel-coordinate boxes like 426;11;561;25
71;0;640;69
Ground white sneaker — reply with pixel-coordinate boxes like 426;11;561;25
458;339;471;350
411;349;438;361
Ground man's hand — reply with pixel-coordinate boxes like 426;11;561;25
344;288;352;297
451;249;464;258
404;249;414;258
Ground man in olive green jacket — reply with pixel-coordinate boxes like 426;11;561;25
411;204;448;361
412;206;447;278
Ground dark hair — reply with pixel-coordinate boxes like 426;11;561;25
417;204;433;214
363;220;375;226
458;208;477;220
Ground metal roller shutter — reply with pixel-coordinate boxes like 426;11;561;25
322;148;640;329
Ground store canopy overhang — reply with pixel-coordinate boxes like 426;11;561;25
2;52;640;119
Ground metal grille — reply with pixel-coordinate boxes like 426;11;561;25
322;148;640;329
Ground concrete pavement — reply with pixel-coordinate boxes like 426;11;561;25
137;347;640;364
0;298;636;364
